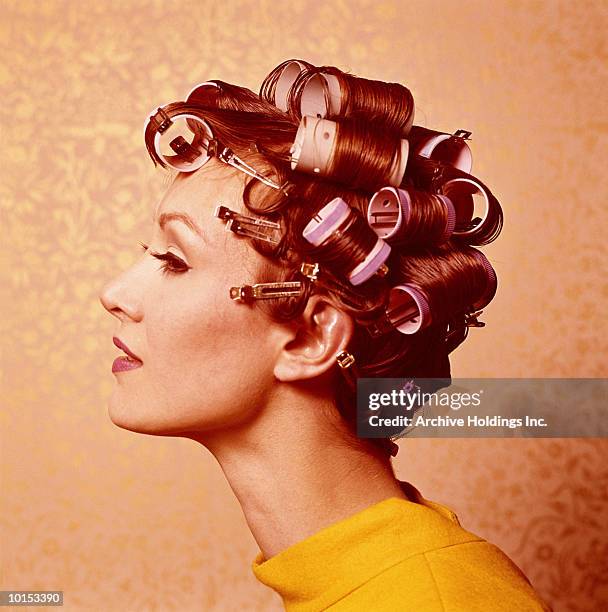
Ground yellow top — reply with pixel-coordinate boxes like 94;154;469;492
251;481;552;611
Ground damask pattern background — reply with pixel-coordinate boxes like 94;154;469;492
1;1;607;610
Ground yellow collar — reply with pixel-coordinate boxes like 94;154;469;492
251;481;480;611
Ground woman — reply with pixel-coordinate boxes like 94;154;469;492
100;60;551;611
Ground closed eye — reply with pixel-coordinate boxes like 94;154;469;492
138;241;191;275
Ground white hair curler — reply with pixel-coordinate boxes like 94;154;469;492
273;60;308;112
290;116;409;187
439;177;489;238
300;72;342;117
298;71;415;135
152;112;214;172
185;80;221;106
145;104;282;189
411;127;473;174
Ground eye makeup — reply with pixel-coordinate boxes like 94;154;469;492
138;241;191;276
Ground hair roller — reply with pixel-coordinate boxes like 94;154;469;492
292;66;415;135
405;155;503;246
443;250;497;353
367;186;456;246
439;176;500;243
366;284;433;338
300;71;342;118
408;126;473;173
302;197;391;286
259;59;317;112
290;115;409;190
185;80;222;107
470;250;497;310
388;284;431;333
365;244;497;339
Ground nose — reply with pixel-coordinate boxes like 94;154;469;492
99;267;144;323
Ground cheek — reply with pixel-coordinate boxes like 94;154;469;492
144;290;272;431
144;275;272;394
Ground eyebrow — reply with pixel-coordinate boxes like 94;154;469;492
156;212;206;241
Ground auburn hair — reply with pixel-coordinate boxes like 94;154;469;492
145;61;503;458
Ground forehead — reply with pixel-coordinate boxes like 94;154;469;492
153;159;247;226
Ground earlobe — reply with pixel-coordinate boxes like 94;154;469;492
273;295;354;383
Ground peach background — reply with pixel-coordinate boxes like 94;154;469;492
1;0;607;610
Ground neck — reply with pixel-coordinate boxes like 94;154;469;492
191;383;407;560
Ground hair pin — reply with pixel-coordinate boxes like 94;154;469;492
444;308;486;353
214;205;282;244
149;107;173;134
229;282;303;302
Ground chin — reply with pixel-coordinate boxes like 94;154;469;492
106;396;167;436
106;397;207;437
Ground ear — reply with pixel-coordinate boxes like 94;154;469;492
273;294;354;383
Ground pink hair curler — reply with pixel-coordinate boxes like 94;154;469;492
303;197;391;286
386;284;432;334
367;186;456;244
471;251;497;310
366;284;432;337
302;197;351;246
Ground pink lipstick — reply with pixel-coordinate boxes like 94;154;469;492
112;356;143;373
112;337;143;373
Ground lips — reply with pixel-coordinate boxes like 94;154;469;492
113;337;142;362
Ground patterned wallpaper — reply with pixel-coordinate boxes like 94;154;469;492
1;0;607;610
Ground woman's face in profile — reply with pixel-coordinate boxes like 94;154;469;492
99;160;284;437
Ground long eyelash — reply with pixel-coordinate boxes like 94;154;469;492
137;241;190;275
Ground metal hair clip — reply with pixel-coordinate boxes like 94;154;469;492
229;282;303;302
300;262;320;281
149;107;173;134
299;261;371;311
453;129;472;140
214;205;282;244
464;309;485;327
279;181;297;198
215;146;282;190
444;308;487;353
